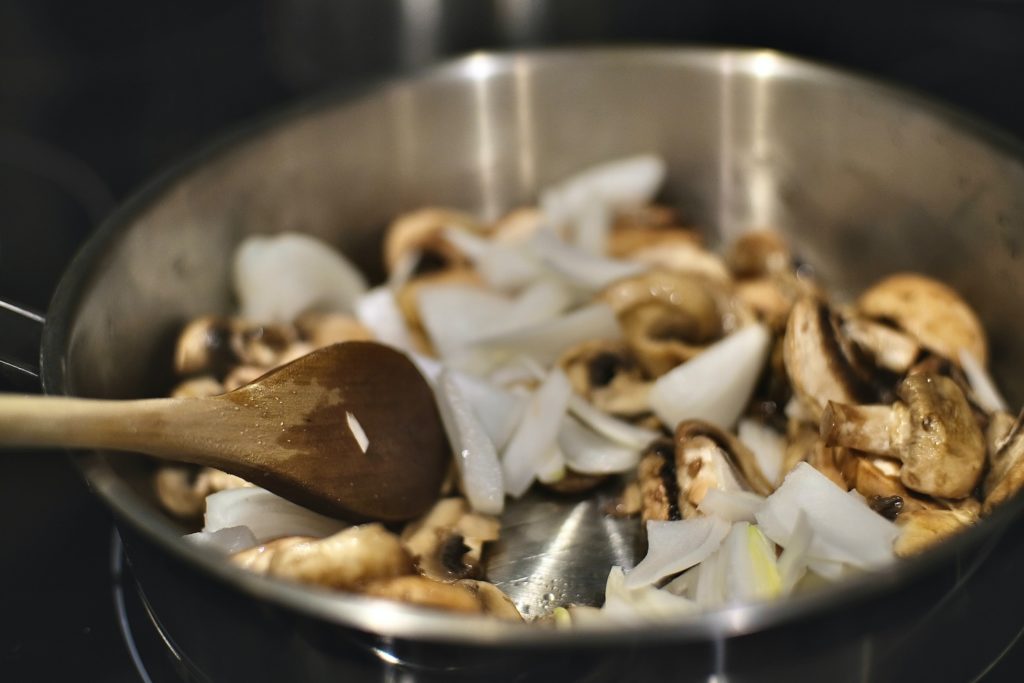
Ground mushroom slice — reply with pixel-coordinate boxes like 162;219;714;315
779;420;847;489
735;278;794;332
154;465;249;519
856;273;988;367
492;207;542;244
638;437;685;522
454;580;524;621
231;536;314;574
983;411;1024;514
725;230;792;279
383;207;483;275
541;469;609;495
557;340;650;417
820;373;986;499
294;312;374;348
267;524;413;590
893;508;978;558
834;451;937;517
361;576;522;620
610;231;732;284
174;315;238;377
841;317;921;374
987;410;1017;456
170;375;224;399
401;498;500;583
783;297;879;421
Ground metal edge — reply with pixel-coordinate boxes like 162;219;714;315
39;45;1024;646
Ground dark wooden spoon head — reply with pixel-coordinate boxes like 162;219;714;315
222;341;449;522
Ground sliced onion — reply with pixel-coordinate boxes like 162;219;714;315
445;227;544;291
960;349;1008;413
721;522;781;603
737;419;786;485
777;510;813;593
417;284;515;358
624;516;731;589
501;368;573;497
448;371;526;451
529;229;646;293
203;487;348;543
571;201;611;255
406;350;443;384
557;416;640;474
692;547;726;608
535;445;567;484
434;369;505;515
697;489;765;523
601;566;699;623
754;462;898;570
506;278;575;326
184;526;258;555
234;232;367;323
649;324;771;430
355;286;417;353
567;394;658;450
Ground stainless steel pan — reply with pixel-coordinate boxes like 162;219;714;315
34;47;1024;681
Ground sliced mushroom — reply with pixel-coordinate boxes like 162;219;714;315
983;411;1024;514
295;312;374;348
401;498;500;582
454;579;524;621
223;365;266;392
780;420;847;489
231;536;314;574
725;230;792;279
266;524;413;590
857;273;988;366
491;206;542;244
638;422;773;522
611;203;681;232
893;508;978;557
608;228;731;283
606;480;643;518
383;207;483;274
557;340;651;417
361;576;522;620
987;410;1018;457
841;316;921;374
821;373;986;498
174;315;297;378
154;465;250;519
170;376;224;399
601;271;746;377
735;278;794;332
783;296;881;421
541;469;608;495
834;450;935;516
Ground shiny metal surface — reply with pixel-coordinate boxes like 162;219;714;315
37;48;1024;677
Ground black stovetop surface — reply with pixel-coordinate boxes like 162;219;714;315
4;2;1024;681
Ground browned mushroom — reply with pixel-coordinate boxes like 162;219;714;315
983;411;1024;514
893;508;978;557
383;207;483;275
401;498;500;583
856;273;988;366
491;207;542;244
170;376;224;399
841;316;921;374
541;469;609;495
557;340;651;418
361;576;522;620
608;228;731;283
231;536;314;573
725;230;792;280
294;312;374;348
821;373;986;499
174;315;297;377
154;465;250;519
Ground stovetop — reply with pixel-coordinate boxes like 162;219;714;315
4;2;1024;681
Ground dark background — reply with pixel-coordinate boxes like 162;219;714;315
3;1;1024;680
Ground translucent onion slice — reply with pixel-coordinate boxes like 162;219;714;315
417;284;516;358
777;510;813;593
571;201;612;256
449;371;526;451
959;349;1008;413
501;369;573;497
737;419;786;485
754;463;898;570
692;547;726;608
505;278;575;327
649;324;771;430
233;232;368;323
183;525;259;555
529;229;646;293
355;286;417;353
535;445;567;484
434;369;505;515
567;394;658;450
557;416;641;475
624;516;731;589
722;522;781;603
445;228;544;291
697;489;766;523
203;487;347;543
601;566;699;623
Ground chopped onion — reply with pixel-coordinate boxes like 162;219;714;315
204;487;348;543
557;416;641;474
624;517;731;589
505;278;575;327
722;522;781;603
434;369;505;515
445;228;544;291
184;526;258;555
693;547;726;608
529;229;646;293
417;284;516;358
406;350;443;384
355;286;417;352
777;510;813;593
501;368;573;497
572;201;612;255
234;232;367;323
697;489;766;523
567;394;658;450
755;463;897;570
601;566;699;623
649;324;771;430
535;445;567;484
737;419;786;485
960;349;1008;413
448;371;526;451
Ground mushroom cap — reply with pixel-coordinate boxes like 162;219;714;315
896;373;986;499
857;273;988;366
383;207;483;274
400;498;500;583
725;230;792;279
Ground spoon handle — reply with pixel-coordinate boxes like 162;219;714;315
0;394;233;466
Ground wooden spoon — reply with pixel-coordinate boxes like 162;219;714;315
0;341;450;522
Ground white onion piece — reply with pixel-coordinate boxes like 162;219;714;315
506;278;575;328
624;517;731;589
445;227;544;291
737;419;786;485
417;284;515;358
959;349;1008;413
184;526;258;555
501;369;573;497
567;394;658;450
755;463;898;570
449;371;526;451
406;350;443;384
233;233;367;323
662;566;698;597
572;201;612;255
439;226;490;260
535;445;567;484
807;558;849;581
203;488;347;543
601;566;699;623
434;369;505;515
472;303;623;369
721;522;781;603
649;324;771;430
557;416;641;474
777;510;813;593
529;229;646;293
693;547;726;608
355;286;417;352
697;489;766;523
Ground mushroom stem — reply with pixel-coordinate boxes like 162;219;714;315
820;402;909;457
